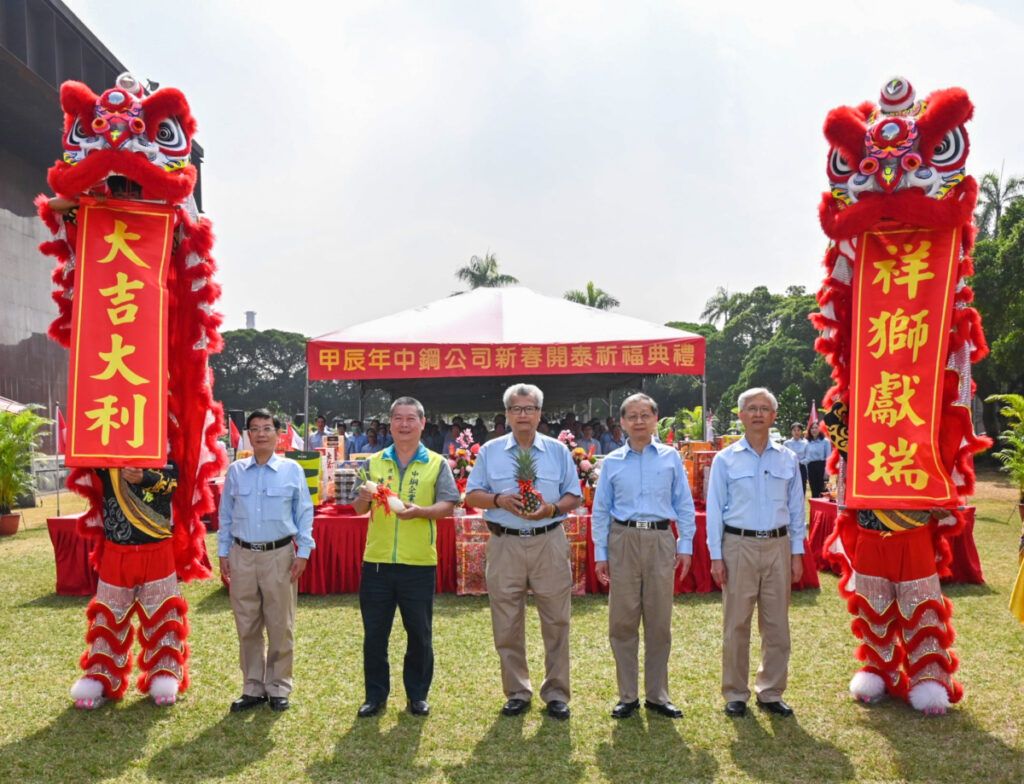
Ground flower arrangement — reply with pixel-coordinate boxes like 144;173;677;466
448;428;479;494
557;430;597;487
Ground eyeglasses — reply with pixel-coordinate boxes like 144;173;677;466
391;415;421;425
247;426;278;434
743;406;774;414
623;413;654;423
507;405;540;415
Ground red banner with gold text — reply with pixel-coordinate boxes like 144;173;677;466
846;225;959;508
66;198;174;467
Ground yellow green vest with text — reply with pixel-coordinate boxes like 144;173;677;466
364;449;444;565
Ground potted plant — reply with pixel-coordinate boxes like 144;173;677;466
985;393;1024;520
0;406;49;534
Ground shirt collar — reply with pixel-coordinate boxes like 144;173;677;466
382;443;430;464
502;431;547;452
244;452;283;471
738;435;781;454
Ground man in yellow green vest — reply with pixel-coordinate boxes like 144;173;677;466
353;396;459;718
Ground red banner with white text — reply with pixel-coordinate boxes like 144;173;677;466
66;198;174;467
846;225;959;508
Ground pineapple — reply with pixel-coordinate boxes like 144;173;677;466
515;449;543;514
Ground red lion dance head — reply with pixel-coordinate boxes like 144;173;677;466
37;72;224;581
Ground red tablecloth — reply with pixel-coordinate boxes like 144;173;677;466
302;508;820;595
299;506;456;595
47;513;99;596
806;499;984;584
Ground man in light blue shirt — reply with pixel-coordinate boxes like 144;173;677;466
592;393;695;721
307;415;333;450
706;388;805;720
601;423;626;453
783;423;809;496
219;408;315;713
465;382;581;721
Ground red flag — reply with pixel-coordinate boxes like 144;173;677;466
56;405;68;454
666;428;674;444
229;418;242;450
807;399;818;431
287;423;304;450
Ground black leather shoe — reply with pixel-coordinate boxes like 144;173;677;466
357;700;386;718
501;698;530;716
756;698;794;717
724;700;747;717
611;699;640;719
230;694;267;713
408;700;430;716
546;700;570;720
645;700;683;719
269;696;289;712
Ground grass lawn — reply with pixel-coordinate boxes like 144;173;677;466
2;471;1024;784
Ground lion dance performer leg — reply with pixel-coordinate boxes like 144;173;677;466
813;77;990;715
35;73;224;708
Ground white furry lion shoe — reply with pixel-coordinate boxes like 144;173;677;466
909;681;950;717
149;674;180;707
850;670;887;705
70;677;106;710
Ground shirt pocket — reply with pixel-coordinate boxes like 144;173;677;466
648;464;676;507
264;485;297;523
766;464;795;504
725;464;756;510
231;487;254;521
535;469;564;502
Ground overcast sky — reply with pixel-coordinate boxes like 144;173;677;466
62;0;1024;338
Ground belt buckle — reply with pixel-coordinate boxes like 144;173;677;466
634;520;653;530
518;527;534;537
251;542;267;551
755;529;770;539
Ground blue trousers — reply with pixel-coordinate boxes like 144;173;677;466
359;562;435;702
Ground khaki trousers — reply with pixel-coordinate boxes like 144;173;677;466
608;524;676;704
228;543;297;698
720;533;791;703
485;526;572;704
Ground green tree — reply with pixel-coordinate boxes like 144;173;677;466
975;169;1024;240
775;384;807;434
667;286;831;434
454;253;518;289
564;281;620;310
972;197;1024;434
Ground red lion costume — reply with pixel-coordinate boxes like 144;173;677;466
813;77;990;715
36;72;224;707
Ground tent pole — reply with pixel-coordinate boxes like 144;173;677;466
357;381;364;420
702;374;708;439
303;366;310;443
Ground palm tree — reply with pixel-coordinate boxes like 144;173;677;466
563;281;620;310
454;253;519;288
976;169;1024;240
700;285;741;326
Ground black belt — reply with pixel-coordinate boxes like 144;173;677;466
614;518;671;531
486;520;563;537
723;524;788;539
233;535;294;552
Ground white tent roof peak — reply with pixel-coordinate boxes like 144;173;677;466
311;286;699;345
